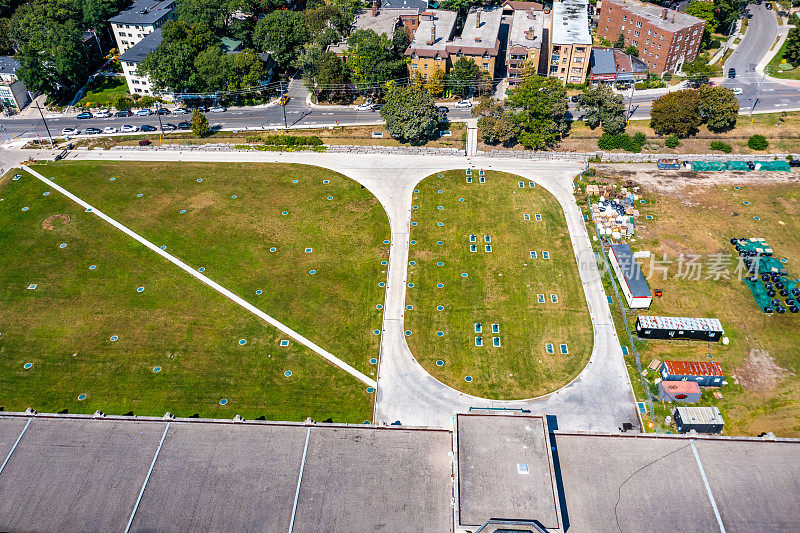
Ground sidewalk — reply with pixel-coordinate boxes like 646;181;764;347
757;15;797;85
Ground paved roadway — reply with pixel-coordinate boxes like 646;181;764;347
0;146;640;432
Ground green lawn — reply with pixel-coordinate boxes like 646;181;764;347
766;35;800;80
31;161;390;377
78;76;128;107
405;170;592;399
0;169;374;422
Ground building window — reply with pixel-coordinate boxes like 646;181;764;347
655;54;659;59
648;29;651;35
623;16;626;21
576;47;585;53
621;25;625;30
412;64;417;69
482;63;488;68
646;39;649;44
633;40;638;45
634;31;639;37
574;57;583;63
423;64;428;69
636;21;642;27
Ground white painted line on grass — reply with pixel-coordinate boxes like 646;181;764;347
22;165;376;388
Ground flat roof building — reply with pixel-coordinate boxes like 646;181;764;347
674;406;724;434
109;0;176;55
609;243;652;309
658;380;702;403
589;47;648;84
598;0;705;74
550;0;592;84
661;360;725;387
508;8;545;82
636;315;724;341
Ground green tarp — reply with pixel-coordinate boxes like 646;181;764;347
691;161;726;171
754;161;791;172
725;161;751;171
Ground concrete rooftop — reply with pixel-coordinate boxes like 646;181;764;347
552;0;591;45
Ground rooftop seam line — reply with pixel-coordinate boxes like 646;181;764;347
125;421;170;533
690;440;726;533
288;426;312;533
21;165;376;388
0;417;32;478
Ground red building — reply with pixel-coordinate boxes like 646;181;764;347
597;0;705;74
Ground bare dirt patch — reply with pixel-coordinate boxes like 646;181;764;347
734;348;792;393
41;214;70;230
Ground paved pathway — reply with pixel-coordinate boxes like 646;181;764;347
20;163;376;388
13;148;638;432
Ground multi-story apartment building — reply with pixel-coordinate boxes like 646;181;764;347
405;7;502;80
597;0;705;74
507;7;545;83
549;0;592;84
118;28;164;96
405;10;458;78
108;0;176;55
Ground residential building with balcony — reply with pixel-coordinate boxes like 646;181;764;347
405;10;458;79
109;0;176;55
597;0;705;74
0;56;32;112
448;7;503;77
118;28;164;96
507;7;545;83
549;0;592;85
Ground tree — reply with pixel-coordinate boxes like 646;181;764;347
392;27;410;53
472;97;515;145
650;89;702;137
613;33;625;49
225;48;267;91
784;27;800;67
10;0;93;95
682;56;715;85
698;85;738;132
176;0;239;35
506;73;568;149
425;67;446;97
253;10;307;71
684;0;716;32
624;45;639;57
344;29;405;90
191;108;209;137
577;84;626;134
449;57;480;97
82;0;129;31
137;21;219;93
440;0;481;15
309;51;348;100
379;85;440;143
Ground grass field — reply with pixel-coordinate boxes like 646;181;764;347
0;169;374;422
78;76;129;107
405;170;592;399
585;172;800;436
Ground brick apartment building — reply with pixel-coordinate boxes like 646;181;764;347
598;0;705;74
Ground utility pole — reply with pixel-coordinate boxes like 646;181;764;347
155;101;165;140
35;103;53;145
750;68;769;125
281;80;287;131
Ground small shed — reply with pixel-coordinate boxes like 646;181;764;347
674;406;724;434
608;244;652;309
636;316;724;342
660;361;725;387
657;158;680;170
658;381;702;403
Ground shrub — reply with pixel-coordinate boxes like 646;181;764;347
748;134;768;150
114;96;134;111
136;96;155;108
634;82;647;90
662;72;672;82
710;140;732;153
263;135;324;146
244;134;263;143
633;132;646;145
665;135;679;148
597;132;642;152
191;109;209;138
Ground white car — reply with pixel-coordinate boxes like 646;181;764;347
136;108;152;116
209;106;226;113
455;100;472;108
172;108;189;114
356;103;373;111
94;110;111;118
61;127;79;136
103;126;118;134
731;87;743;95
120;124;138;133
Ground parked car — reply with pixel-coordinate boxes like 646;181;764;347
209;106;226;113
85;127;101;134
356;103;373;111
455;100;472;108
136;108;152;116
278;94;289;106
728;68;736;78
732;87;743;95
115;109;133;117
193;105;209;112
789;159;800;167
76;112;93;119
120;124;138;133
570;95;580;103
156;107;171;115
103;127;118;134
177;122;191;130
141;124;158;132
161;123;177;131
94;110;111;118
61;127;79;136
438;106;449;114
172;108;189;115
